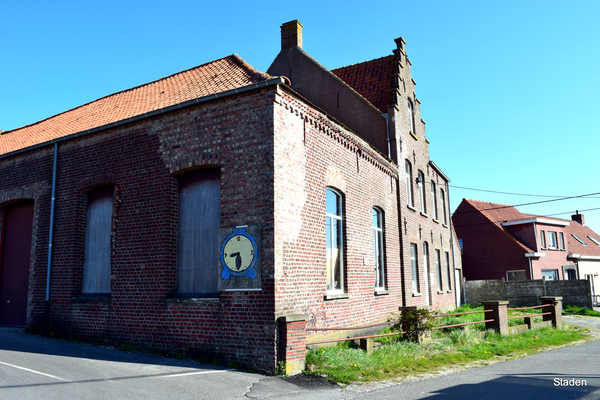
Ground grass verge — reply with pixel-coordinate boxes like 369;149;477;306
305;325;588;384
563;305;600;317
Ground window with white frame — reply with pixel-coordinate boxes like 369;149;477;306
587;236;600;246
423;242;430;289
445;251;452;290
435;249;442;290
560;232;566;249
411;243;419;292
572;234;587;246
506;270;527;281
547;231;558;249
418;171;426;214
373;208;385;289
326;188;344;292
440;188;447;225
405;160;414;207
540;230;546;249
408;99;415;134
431;182;438;220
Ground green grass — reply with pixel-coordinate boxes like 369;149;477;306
563;305;600;317
305;325;587;384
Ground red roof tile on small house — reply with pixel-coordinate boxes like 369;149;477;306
331;55;394;114
0;54;271;156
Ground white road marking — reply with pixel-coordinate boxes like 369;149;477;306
150;370;228;378
0;360;68;381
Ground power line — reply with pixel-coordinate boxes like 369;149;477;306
453;191;600;216
450;185;600;199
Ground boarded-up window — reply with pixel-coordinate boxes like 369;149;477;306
177;169;221;296
82;187;113;293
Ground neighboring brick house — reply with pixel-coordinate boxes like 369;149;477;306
453;199;600;301
0;21;457;372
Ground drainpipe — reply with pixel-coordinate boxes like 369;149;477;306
45;143;58;331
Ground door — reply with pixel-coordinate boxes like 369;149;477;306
0;201;34;326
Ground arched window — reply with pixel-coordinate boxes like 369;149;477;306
410;243;419;293
435;249;442;290
177;169;221;297
326;188;344;292
431;181;438;220
82;186;113;294
408;99;415;134
418;171;426;214
440;188;447;225
405;160;413;207
373;208;385;289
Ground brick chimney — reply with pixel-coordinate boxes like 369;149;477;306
572;212;585;225
281;20;303;50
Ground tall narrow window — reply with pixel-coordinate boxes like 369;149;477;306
547;231;558;249
373;208;385;289
418;171;426;214
326;188;344;292
445;251;452;290
410;243;419;292
408;99;415;134
405;160;413;207
177;169;221;297
559;232;565;249
540;230;546;249
435;249;442;290
431;182;438;220
440;188;447;225
423;241;430;289
82;186;113;294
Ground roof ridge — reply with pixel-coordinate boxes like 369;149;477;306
2;54;256;137
331;54;394;72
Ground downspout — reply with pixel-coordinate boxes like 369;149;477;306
531;222;537;280
45;143;58;331
396;177;406;307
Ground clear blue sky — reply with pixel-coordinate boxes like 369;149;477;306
2;0;599;232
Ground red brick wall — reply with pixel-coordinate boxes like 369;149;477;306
273;87;405;334
1;88;280;370
453;201;531;280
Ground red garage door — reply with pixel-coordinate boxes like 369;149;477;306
0;201;34;326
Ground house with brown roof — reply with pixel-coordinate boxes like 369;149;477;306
453;199;600;304
0;21;458;374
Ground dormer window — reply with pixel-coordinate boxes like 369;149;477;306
540;230;546;249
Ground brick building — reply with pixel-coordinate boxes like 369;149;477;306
453;199;600;300
0;21;457;372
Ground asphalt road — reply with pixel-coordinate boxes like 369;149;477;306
1;316;599;400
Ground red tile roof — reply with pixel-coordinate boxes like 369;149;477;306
331;55;394;113
0;54;271;156
461;199;600;256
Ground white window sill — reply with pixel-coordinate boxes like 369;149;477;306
442;223;448;228
412;292;422;297
374;289;390;296
433;219;440;224
324;292;350;300
407;204;417;212
165;297;220;304
437;290;444;294
420;211;429;218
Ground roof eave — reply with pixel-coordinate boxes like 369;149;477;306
0;77;285;161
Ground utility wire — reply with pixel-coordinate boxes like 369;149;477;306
450;185;600;199
453;191;600;216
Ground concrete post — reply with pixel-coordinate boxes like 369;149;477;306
359;338;373;355
540;296;563;328
277;314;308;376
481;300;509;335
